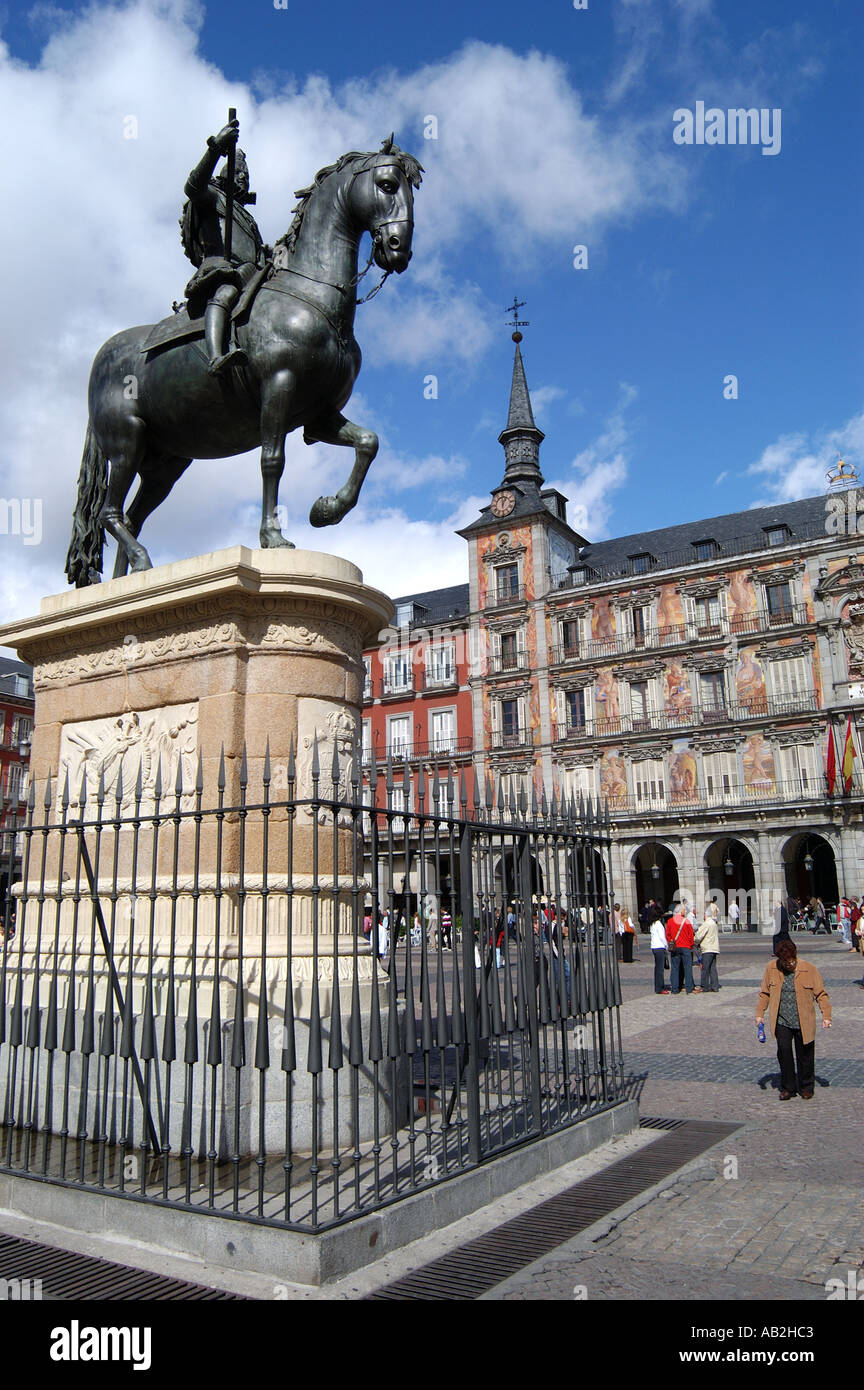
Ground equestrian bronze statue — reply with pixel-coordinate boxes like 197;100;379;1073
65;118;422;586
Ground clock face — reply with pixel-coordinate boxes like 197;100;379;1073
491;490;516;518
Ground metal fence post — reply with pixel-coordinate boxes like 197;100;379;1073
519;835;543;1134
459;823;482;1164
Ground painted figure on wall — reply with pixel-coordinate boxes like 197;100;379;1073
663;659;692;716
669;742;698;802
591;597;616;641
595;668;620;724
727;571;758;628
735;649;767;711
657;585;684;634
599;750;627;803
742;733;776;792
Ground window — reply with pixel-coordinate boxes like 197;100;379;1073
765;581;793;622
771;655;811;704
361;720;371;762
566;689;586;730
692;539;718;562
630;681;650;725
633;759;665;806
500;632;518;670
362;657;372;700
700;671;726;713
703;752;737;803
6;764;23;802
495;564;519;601
387;715;411;757
501;699;520;742
561;619;580;659
383;652;412;693
629;553;654;575
426;642;455;687
631;607;646;648
694;595;721;631
778;743;816;796
430;707;456;754
765;526;790;547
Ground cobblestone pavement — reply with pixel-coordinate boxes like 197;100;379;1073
494;934;864;1301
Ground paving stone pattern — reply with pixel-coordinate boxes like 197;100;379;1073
496;937;864;1301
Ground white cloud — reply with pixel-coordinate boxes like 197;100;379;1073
747;411;864;505
529;385;566;422
545;383;638;539
0;3;696;630
714;470;729;485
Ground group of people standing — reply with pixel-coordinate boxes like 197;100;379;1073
642;897;722;995
362;906;452;959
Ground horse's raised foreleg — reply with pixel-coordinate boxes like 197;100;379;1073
259;374;296;548
305;411;378;527
111;457;192;578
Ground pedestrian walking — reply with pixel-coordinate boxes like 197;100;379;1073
694;911;720;992
728;899;741;932
620;906;637;963
441;907;452;950
756;939;832;1100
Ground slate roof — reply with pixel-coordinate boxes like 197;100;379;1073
576;494;829;577
392;583;470;621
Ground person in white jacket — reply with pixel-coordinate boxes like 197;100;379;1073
650;913;670;994
694;913;720;992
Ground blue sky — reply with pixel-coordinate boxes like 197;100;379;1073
1;0;862;619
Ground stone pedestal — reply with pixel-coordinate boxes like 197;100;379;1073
0;549;405;1157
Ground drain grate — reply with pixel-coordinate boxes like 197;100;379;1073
0;1233;249;1300
365;1118;740;1300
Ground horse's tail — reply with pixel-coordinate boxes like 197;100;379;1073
65;422;108;587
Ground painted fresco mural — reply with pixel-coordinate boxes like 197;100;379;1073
735;649;767;711
591;596;616;641
599;749;628;804
727;570;758;629
669;740;698;802
663;659;692;716
742;733;776;793
595;668;620;725
657;584;685;633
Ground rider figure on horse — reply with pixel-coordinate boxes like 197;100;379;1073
180;119;267;376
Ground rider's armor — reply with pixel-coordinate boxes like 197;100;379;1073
180;144;266;375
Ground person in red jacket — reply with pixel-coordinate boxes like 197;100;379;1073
666;906;695;994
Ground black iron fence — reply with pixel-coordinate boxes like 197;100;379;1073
0;746;623;1234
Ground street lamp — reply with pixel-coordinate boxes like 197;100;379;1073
723;840;735;878
649;842;661;881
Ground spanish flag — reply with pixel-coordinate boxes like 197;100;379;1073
842;718;857;793
826;727;837;796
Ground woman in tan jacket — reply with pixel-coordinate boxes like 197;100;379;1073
756;939;831;1100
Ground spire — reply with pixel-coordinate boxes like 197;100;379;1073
498;332;545;488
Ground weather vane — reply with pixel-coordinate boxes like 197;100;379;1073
504;296;529;341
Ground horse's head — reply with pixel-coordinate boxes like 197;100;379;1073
346;138;423;274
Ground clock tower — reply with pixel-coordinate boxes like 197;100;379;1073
458;332;588;797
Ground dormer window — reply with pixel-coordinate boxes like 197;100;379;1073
764;525;790;547
629;553;654;575
692;538;718;562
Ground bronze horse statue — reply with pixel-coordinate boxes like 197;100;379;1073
65;137;422;586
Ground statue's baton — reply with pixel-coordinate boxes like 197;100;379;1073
223;106;237;261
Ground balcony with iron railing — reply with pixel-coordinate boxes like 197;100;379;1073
491;728;534;752
362;734;474;764
378;674;416;701
485;584;526;611
417;665;460;694
553;691;819;742
487;650;529;676
602;776;862;819
547;606;811;666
